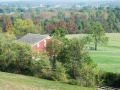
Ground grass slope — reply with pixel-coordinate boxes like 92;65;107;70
90;51;120;73
0;72;95;90
66;33;120;73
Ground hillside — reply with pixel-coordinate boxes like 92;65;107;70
0;72;96;90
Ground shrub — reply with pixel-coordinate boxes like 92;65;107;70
0;41;33;75
51;61;67;81
31;55;52;79
96;71;120;88
68;79;80;85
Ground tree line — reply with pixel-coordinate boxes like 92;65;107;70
0;6;120;35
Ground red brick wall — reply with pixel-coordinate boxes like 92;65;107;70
33;36;52;51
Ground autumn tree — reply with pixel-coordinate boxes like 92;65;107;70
67;21;77;34
56;21;67;30
45;20;67;34
5;19;12;32
0;15;12;32
45;23;56;34
46;27;67;68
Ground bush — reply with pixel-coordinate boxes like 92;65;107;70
96;71;120;88
51;61;67;81
0;41;33;75
31;55;52;79
68;79;80;85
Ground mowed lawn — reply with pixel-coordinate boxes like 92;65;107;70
66;33;120;73
0;72;96;90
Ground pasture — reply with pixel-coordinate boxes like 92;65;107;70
66;33;120;73
0;72;95;90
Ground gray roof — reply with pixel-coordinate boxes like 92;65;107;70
17;33;49;45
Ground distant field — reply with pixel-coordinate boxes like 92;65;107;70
90;51;120;73
0;72;96;90
66;34;85;39
66;33;120;73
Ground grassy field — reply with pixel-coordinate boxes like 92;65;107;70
66;33;120;73
0;72;96;90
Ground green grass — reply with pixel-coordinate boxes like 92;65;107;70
66;34;85;39
66;33;120;73
0;72;96;90
90;51;120;73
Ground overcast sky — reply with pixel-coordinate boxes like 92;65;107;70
0;0;117;2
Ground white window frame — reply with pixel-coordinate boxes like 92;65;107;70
37;43;40;47
47;37;51;39
44;40;46;47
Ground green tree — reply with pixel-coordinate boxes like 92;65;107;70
13;18;35;35
0;33;15;71
57;38;97;87
57;38;85;78
51;27;67;39
46;26;68;69
87;22;108;50
58;11;65;20
31;50;52;78
52;61;67;81
46;38;64;69
0;33;32;75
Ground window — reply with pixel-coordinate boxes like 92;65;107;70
37;43;39;47
44;40;46;47
47;37;50;39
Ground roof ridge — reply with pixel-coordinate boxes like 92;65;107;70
17;33;50;45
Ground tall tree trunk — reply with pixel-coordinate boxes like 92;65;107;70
95;37;97;50
52;55;56;69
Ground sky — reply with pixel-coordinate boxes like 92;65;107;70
0;0;117;2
